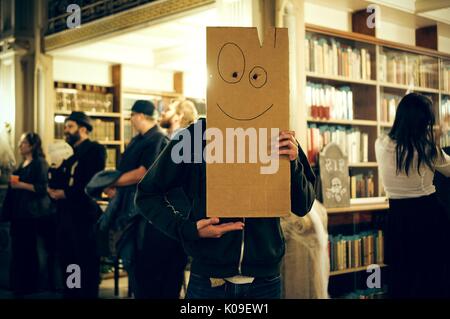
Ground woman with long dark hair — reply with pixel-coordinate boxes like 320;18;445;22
375;93;450;298
0;132;54;297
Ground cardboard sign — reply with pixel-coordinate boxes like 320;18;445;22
319;143;350;208
206;27;290;218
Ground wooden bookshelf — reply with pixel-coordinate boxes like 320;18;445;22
330;264;387;277
307;118;378;127
55;110;121;118
379;82;439;94
327;203;389;214
306;72;377;86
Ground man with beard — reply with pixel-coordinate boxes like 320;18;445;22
160;100;198;139
48;111;106;299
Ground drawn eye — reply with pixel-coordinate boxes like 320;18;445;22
218;43;245;84
249;66;267;88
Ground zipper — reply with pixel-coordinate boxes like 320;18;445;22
238;217;245;275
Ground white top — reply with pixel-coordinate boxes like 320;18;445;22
375;135;450;199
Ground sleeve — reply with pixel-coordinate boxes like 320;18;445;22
290;142;316;217
31;157;49;196
135;137;199;243
139;136;169;169
435;149;450;177
64;143;106;201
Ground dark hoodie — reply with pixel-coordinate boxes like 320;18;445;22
135;118;316;278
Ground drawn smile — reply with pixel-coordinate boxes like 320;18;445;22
216;103;274;121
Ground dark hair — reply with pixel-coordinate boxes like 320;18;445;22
23;132;45;160
388;93;441;175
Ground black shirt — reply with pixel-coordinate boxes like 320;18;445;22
57;139;106;224
9;157;49;220
118;125;169;173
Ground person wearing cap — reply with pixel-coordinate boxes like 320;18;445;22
103;100;186;299
47;111;106;299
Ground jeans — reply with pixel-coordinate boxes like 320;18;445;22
186;273;281;299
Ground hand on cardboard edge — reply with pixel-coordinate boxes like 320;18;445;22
277;130;298;161
197;218;244;238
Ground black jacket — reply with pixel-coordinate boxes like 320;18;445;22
136;119;316;278
1;156;49;222
55;139;106;226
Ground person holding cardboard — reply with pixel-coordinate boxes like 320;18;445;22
136;27;316;299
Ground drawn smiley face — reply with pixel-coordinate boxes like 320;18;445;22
216;42;273;121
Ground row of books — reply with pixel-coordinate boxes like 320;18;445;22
442;97;450;124
350;171;376;198
91;120;116;142
329;230;384;272
55;91;114;113
106;148;117;169
55;119;117;142
305;82;353;120
305;35;372;80
443;64;450;93
340;288;387;299
307;125;369;165
380;94;400;123
379;52;438;89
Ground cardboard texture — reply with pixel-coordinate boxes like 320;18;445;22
206;27;290;218
319;143;350;208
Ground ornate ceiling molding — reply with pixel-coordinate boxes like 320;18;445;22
44;0;215;52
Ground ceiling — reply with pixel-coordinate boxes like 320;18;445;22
48;1;450;72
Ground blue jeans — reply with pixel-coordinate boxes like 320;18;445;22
186;273;281;299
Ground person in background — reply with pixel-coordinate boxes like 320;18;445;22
0;132;53;297
48;112;106;299
103;100;186;299
375;93;450;299
160;99;199;139
135;118;316;299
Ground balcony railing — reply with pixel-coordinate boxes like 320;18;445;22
46;0;158;35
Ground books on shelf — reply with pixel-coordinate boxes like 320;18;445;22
106;148;117;169
90;119;116;142
443;64;450;93
380;94;400;123
305;34;372;80
55;82;114;113
379;50;438;89
307;124;369;165
340;288;387;299
349;171;375;198
305;82;353;120
329;230;384;272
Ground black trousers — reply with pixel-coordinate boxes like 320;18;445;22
9;215;58;296
132;222;188;299
387;193;450;299
57;220;100;299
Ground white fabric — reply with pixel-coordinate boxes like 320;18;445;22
225;275;255;284
280;201;330;299
375;134;450;199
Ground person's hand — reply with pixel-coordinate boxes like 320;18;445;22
10;181;24;190
104;186;117;199
196;218;244;238
278;130;298;161
48;188;66;200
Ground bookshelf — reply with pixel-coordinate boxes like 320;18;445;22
304;24;450;298
53;65;185;169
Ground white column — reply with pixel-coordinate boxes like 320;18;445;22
276;0;306;150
